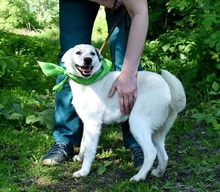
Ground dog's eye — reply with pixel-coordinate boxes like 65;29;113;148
91;52;96;56
76;51;82;55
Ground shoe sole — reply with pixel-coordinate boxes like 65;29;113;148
42;159;62;166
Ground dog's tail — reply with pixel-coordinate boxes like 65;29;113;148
161;70;186;113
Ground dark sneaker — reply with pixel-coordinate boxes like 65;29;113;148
131;147;144;171
42;142;73;166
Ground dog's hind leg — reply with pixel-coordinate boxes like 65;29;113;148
129;118;157;182
151;109;177;177
73;122;102;178
151;131;168;177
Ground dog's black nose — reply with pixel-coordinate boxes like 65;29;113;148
84;57;92;65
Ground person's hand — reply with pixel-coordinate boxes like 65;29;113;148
108;72;137;114
90;0;123;9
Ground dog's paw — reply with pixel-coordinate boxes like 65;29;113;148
73;154;83;162
73;169;89;178
151;169;164;178
129;174;146;182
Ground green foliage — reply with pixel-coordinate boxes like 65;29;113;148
0;0;40;30
0;30;59;91
25;0;59;27
141;0;220;136
0;30;58;129
0;0;58;30
0;50;17;77
0;88;54;130
191;81;220;136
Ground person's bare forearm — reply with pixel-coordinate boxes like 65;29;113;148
108;0;149;114
121;0;149;77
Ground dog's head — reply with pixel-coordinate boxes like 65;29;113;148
62;44;102;78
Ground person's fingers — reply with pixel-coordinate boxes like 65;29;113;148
120;95;134;114
108;82;117;98
128;96;135;111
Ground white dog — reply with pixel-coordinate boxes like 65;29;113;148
61;44;186;182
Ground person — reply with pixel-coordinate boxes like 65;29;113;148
42;0;149;171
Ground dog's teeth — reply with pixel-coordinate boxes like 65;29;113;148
75;64;93;77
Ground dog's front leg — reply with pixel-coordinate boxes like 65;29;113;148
73;130;86;162
73;122;102;178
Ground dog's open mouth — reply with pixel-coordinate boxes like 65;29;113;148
76;65;94;77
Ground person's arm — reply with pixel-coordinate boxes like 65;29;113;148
108;0;149;114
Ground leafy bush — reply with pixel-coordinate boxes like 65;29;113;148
141;0;220;136
191;82;220;136
0;50;17;77
0;0;40;30
0;0;58;30
0;88;54;130
0;31;59;91
0;30;59;129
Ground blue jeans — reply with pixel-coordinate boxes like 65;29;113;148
53;0;142;148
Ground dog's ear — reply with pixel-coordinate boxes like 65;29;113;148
61;48;74;63
95;48;103;62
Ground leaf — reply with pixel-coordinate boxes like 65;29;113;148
0;62;6;77
208;91;217;95
97;166;106;175
26;109;54;129
6;113;23;120
26;115;39;124
215;42;220;52
104;160;112;167
169;47;175;53
204;39;215;48
214;124;220;131
0;104;4;111
212;81;219;92
178;45;185;51
180;53;186;60
162;43;170;52
191;113;205;122
202;16;213;29
6;58;17;71
37;109;54;129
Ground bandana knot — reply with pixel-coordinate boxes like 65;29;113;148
63;71;69;76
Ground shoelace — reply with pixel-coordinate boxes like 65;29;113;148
49;142;70;157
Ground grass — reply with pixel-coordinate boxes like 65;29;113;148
0;120;220;192
0;8;220;192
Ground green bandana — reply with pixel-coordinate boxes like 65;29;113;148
38;58;112;91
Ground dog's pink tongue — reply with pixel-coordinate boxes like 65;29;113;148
84;69;92;73
83;66;93;73
81;66;92;76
